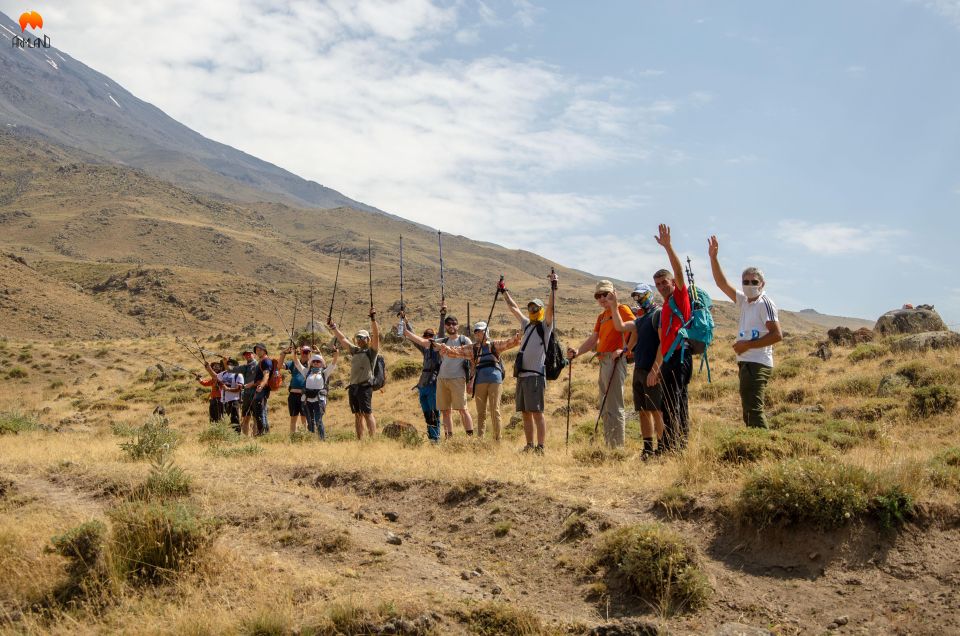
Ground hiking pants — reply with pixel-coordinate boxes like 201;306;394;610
598;354;628;448
208;398;223;424
660;353;692;451
474;381;503;440
305;400;327;439
418;384;440;441
222;400;241;432
252;390;270;436
738;361;772;429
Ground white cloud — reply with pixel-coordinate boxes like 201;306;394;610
776;220;905;255
915;0;960;28
11;0;684;259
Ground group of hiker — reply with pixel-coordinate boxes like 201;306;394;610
191;224;782;455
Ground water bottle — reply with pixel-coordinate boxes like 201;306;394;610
396;318;405;337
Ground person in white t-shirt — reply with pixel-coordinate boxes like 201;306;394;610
707;236;783;428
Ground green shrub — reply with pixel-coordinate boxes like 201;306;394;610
655;485;695;519
736;460;914;529
119;415;178;461
0;410;40;435
239;610;292;636
909;385;958;418
8;366;28;379
198;419;240;444
211;443;264;458
493;521;512;538
131;459;192;501
51;520;107;579
928;447;960;491
460;602;544;636
774;358;806;379
851;398;899;423
827;376;877;397
389;358;422;381
849;343;888;363
769;410;827;431
715;428;789;463
815;419;879;450
109;501;215;583
593;523;710;614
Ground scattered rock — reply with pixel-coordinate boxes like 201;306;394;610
875;307;947;336
588;617;661;635
715;625;773;636
384;511;399;522
811;341;833;360
386;532;402;545
835;616;849;626
891;331;960;353
381;421;419;439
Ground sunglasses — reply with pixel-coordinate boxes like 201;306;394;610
445;321;458;326
594;292;609;299
742;280;761;286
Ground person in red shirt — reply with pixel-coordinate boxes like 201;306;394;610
196;360;224;423
650;224;693;451
567;280;636;447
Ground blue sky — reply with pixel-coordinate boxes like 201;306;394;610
4;0;960;325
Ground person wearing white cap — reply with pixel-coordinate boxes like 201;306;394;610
293;350;339;439
567;280;637;448
708;235;782;429
439;322;522;441
603;283;665;458
328;308;380;439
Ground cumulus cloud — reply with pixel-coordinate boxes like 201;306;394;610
17;0;683;257
777;220;905;255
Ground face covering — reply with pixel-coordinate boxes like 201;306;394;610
528;307;545;322
742;284;762;299
635;293;653;312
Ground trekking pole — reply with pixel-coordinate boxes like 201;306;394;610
566;361;573;450
437;230;445;310
271;304;297;349
328;243;344;323
466;302;471;337
470;275;504;398
174;337;205;367
398;235;405;336
310;285;316;349
686;256;700;307
368;238;374;312
591;351;624;445
175;305;208;366
290;296;300;347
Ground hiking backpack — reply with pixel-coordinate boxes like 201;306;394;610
663;287;715;381
370;354;387;391
514;322;567;381
267;357;284;391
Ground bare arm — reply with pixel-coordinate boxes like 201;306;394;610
401;315;429;348
568;332;599;360
733;320;783;354
369;309;380;352
328;322;353;350
604;291;638;334
656;224;685;286
708;235;737;302
503;291;525;324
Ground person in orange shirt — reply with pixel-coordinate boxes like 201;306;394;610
567;281;636;447
196;360;224;423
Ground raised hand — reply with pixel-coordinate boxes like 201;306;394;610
708;235;719;259
655;224;672;248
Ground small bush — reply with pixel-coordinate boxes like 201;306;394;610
785;388;807;404
849;343;888;363
909;385;958;418
109;501;215;583
655;485;695;519
51;520;107;579
119;415;178;461
131;459;192;501
390;359;422;381
211;443;264;458
198;419;240;444
774;358;806;379
715;428;827;463
239;610;291;636
593;523;710;614
460;602;544;635
827;376;877;397
929;447;960;490
815;419;880;450
493;521;512;537
0;410;40;435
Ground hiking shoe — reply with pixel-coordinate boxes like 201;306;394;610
534;445;545;456
520;444;535;454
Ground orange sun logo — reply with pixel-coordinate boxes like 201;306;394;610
19;11;43;32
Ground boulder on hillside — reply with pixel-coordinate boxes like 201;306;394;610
826;326;872;346
381;420;420;439
874;307;946;336
890;331;960;353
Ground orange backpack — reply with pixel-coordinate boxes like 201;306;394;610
266;358;284;391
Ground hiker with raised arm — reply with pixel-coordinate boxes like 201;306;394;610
604;284;665;458
651;224;693;451
567;281;636;448
278;345;312;434
328;308;380;439
402;309;474;439
502;271;558;454
708;235;782;429
238;348;260;436
399;316;441;443
205;356;244;433
293;349;339;439
196;360;224;424
439;323;522;441
251;343;274;436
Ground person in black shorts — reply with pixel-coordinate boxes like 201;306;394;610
328;308;380;439
606;284;665;458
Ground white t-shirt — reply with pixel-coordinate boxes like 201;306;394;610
218;371;244;403
735;290;779;367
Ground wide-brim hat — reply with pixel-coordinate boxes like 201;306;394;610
594;280;615;295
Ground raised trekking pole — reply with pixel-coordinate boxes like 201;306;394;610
686;256;700;306
310;285;316;349
566;361;573;450
368;238;374;312
466;302;471;337
175;305;208;366
328;242;344;324
290;296;300;348
398;235;405;337
437;230;445;312
591;351;624;445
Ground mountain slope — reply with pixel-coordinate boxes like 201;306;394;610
0;11;380;214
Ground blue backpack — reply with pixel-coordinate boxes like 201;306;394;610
663;286;715;381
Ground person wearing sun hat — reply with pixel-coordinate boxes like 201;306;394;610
293;350;339;439
328;309;380;439
567;280;636;448
603;282;665;458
